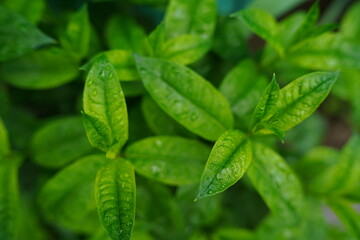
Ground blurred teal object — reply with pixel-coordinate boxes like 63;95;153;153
217;0;250;15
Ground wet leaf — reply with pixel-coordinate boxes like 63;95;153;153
125;136;210;185
95;159;135;240
197;130;252;199
135;55;233;141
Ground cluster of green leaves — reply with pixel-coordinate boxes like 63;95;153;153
0;0;360;239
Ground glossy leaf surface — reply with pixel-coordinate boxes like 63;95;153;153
125;136;210;185
198;130;252;199
95;159;135;240
135;56;233;141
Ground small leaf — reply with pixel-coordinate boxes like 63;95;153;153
39;155;109;233
251;74;280;128
0;117;10;157
266;71;338;132
0;158;20;240
82;50;140;81
125;136;210;185
0;6;54;61
160;34;211;65
31;116;93;168
60;4;91;60
82;113;112;152
327;199;360;240
247;143;304;225
197;130;252;199
95;159;135;240
83;55;128;157
164;0;216;40
232;8;284;56
148;23;165;57
0;47;78;89
135;55;233;141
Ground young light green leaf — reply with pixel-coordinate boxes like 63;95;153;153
141;95;193;137
289;1;319;45
148;23;165;57
0;47;78;89
83;55;128;158
247;143;304;225
288;34;360;70
125;136;210;185
0;6;54;61
197;130;252;199
135;56;233;141
219;59;267;122
327;199;360;240
0;118;10;157
2;0;45;24
0;158;20;240
232;8;284;56
265;72;339;132
39;155;109;233
31;116;93;168
95;159;135;240
341;1;360;39
251;75;280;129
160;34;211;65
164;0;216;40
82;50;140;81
60;5;91;60
105;15;147;54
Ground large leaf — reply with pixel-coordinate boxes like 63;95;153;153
135;56;233;141
2;0;45;24
31;116;93;168
197;130;252;199
0;47;78;89
264;72;338;132
82;50;140;81
39;155;109;233
0;118;10;157
232;8;283;56
164;0;216;40
95;159;136;240
83;55;128;158
0;158;20;240
60;5;91;60
0;6;54;61
327;199;360;240
125;136;210;185
247;143;304;225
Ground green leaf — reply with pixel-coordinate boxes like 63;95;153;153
219;59;267;122
125;136;210;185
135;56;233;141
288;34;360;70
83;55;128;158
148;23;165;57
160;34;211;65
31;116;93;168
105;15;147;54
327;199;360;240
2;0;45;24
251;75;280;129
0;117;10;157
289;1;319;45
247;143;304;225
82;50;140;81
39;155;109;233
164;0;216;40
213;228;255;240
265;72;338;132
141;95;193;137
248;0;306;17
60;5;91;60
0;6;54;61
232;8;284;56
82;113;112;152
197;130;252;199
341;1;360;39
95;159;135;240
0;158;20;240
0;47;78;89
